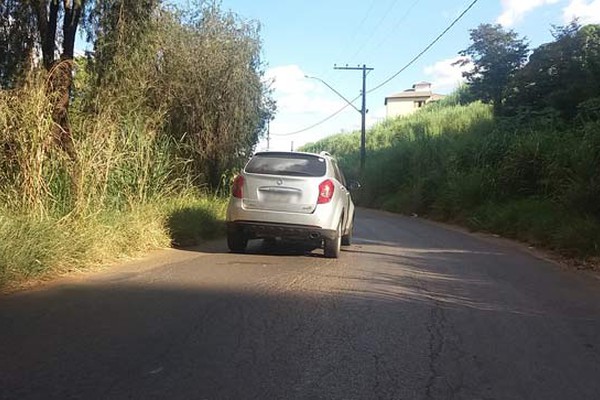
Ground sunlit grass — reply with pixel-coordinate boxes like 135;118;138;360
302;98;600;258
0;73;228;289
0;196;227;288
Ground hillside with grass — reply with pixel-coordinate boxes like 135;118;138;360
304;96;599;257
303;23;600;259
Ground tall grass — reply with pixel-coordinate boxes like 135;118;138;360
302;100;600;258
0;73;227;289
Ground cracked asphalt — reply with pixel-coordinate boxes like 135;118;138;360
1;208;600;399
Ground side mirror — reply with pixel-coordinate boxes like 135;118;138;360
347;181;361;191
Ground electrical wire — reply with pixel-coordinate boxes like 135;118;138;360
320;1;378;83
346;0;401;64
363;0;423;60
271;95;361;137
270;0;480;137
367;0;480;94
330;0;378;63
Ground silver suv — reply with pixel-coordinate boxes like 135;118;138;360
226;151;359;258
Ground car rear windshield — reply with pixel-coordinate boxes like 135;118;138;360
245;153;326;177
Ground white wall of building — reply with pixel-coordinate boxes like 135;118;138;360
385;97;429;118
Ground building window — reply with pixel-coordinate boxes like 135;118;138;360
415;100;425;108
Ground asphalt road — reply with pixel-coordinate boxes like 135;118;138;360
1;208;600;400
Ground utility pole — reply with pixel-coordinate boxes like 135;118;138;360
266;119;270;150
334;64;373;172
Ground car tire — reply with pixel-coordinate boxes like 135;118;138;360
227;228;248;253
324;221;342;259
341;218;353;246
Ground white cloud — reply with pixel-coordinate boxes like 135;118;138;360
264;65;313;95
563;0;600;24
264;65;345;115
423;56;472;93
497;0;559;27
261;64;359;150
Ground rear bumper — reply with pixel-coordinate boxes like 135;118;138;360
226;198;342;232
227;221;337;241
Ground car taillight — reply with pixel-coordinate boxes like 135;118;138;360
232;175;244;198
318;179;335;204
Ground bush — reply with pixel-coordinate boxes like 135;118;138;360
302;97;600;257
0;196;227;288
0;73;228;290
0;2;269;289
165;195;227;247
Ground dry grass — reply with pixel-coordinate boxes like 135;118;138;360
0;73;227;289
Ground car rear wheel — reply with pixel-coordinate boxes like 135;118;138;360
324;221;342;258
342;217;353;246
227;228;248;253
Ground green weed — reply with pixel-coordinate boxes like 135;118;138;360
0;74;228;289
302;99;600;257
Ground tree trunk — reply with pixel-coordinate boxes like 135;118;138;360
492;92;503;116
62;0;80;60
35;0;60;71
35;0;82;160
47;0;81;160
48;60;76;159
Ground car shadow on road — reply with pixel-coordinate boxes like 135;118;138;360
245;239;324;257
177;237;328;258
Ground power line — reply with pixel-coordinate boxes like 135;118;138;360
321;0;377;83
305;75;361;113
364;0;423;60
367;0;480;94
347;0;401;64
271;0;480;137
354;0;378;35
329;0;377;63
271;95;360;137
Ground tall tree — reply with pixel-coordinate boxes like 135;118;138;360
155;3;275;187
0;0;37;88
506;22;600;119
457;24;529;114
85;0;159;88
33;0;87;158
1;0;89;156
79;0;275;188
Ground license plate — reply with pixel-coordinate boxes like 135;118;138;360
262;192;300;203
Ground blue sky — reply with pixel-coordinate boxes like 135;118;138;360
215;0;599;151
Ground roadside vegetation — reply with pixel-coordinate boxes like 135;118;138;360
303;22;600;259
0;1;273;288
